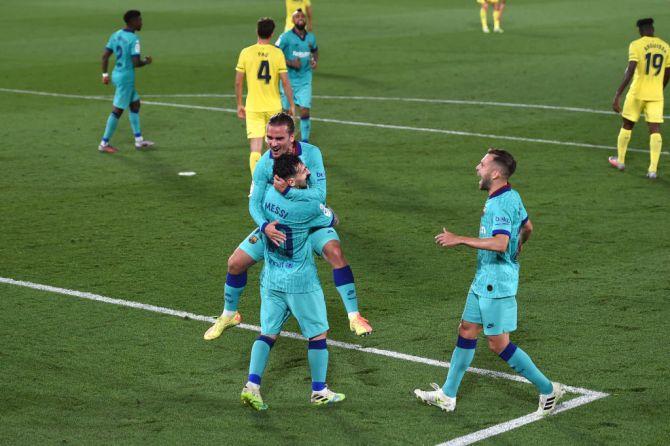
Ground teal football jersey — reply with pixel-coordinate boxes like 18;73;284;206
275;29;317;85
105;29;141;83
470;185;528;299
260;188;335;292
249;142;327;228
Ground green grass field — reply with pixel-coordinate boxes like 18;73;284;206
1;0;670;444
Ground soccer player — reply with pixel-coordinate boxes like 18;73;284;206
414;149;564;415
610;18;670;179
276;9;318;142
235;17;295;176
284;0;313;32
240;153;345;410
99;10;154;153
204;113;372;340
477;0;505;34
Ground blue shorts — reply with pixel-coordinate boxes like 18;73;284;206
462;291;517;336
260;287;329;339
281;82;312;110
238;226;340;261
113;81;140;109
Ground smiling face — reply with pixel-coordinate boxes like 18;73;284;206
292;10;307;30
476;154;501;191
265;123;295;157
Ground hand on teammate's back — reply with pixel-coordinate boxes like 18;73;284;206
264;220;287;246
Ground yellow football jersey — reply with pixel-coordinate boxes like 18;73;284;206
236;43;287;112
627;36;670;101
285;0;311;30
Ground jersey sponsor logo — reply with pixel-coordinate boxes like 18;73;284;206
268;257;294;269
265;202;289;218
494;216;511;224
292;50;311;58
319;204;332;217
134;41;140;53
316;172;325;178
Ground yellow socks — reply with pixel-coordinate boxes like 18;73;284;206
617;128;632;164
480;8;488;30
493;10;501;29
249;151;262;175
649;133;662;173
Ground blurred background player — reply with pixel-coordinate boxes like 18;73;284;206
477;0;505;34
610;18;670;179
276;9;319;143
414;149;564;415
235;17;295;178
99;10;154;153
284;0;313;32
240;154;344;411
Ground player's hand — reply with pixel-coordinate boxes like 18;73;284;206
237;105;246;119
310;58;318;70
102;73;110;85
514;242;523;259
273;175;289;194
264;221;287;246
612;96;621;113
289;58;301;69
435;228;461;248
307;23;313;32
144;56;153;65
288;104;296;117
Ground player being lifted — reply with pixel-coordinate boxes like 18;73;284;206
204;113;372;340
477;0;505;34
610;18;670;179
98;10;154;153
284;0;313;32
240;154;344;410
236;18;295;177
414;149;564;415
276;9;318;143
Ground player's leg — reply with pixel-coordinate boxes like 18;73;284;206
483;296;564;414
204;230;264;340
246;111;267;176
478;0;490;33
645;101;663;179
414;292;483;411
288;289;345;405
296;83;312;142
129;96;154;150
99;106;123;153
311;229;373;336
241;288;290;411
493;0;504;33
610;96;640;169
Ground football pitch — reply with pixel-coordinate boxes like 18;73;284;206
1;0;669;445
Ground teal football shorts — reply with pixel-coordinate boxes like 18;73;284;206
462;291;517;335
260;287;329;339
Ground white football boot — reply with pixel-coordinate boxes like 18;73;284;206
413;383;456;412
135;137;155;150
646;171;657;179
536;382;566;416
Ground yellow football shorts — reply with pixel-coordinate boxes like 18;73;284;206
622;96;664;123
245;109;281;139
477;0;499;4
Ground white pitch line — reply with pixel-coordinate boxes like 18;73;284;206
140;92;670;120
0;276;607;445
1;87;665;156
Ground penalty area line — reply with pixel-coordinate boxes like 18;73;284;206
0;87;665;156
0;276;608;446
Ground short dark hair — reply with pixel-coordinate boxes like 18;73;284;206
487;148;517;178
273;154;303;180
637;18;654;29
124;10;141;24
268;112;295;134
257;17;275;39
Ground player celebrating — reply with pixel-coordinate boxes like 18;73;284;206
240;154;344;410
235;17;295;177
284;0;313;32
610;18;670;179
204;113;372;341
276;9;318;142
414;149;564;415
477;0;505;34
98;10;154;153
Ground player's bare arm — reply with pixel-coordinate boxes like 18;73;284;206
310;49;318;69
435;228;509;253
612;61;637;113
101;48;112;84
235;71;246;119
516;219;533;257
664;66;670;88
306;5;313;31
132;54;152;68
280;72;296;116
